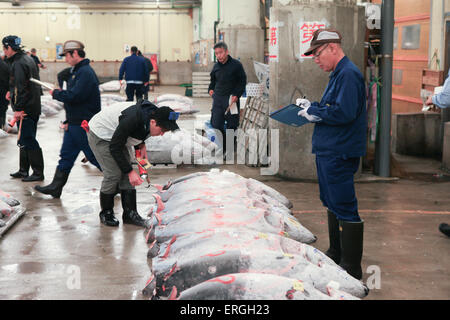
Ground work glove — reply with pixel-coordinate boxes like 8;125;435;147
296;98;311;109
297;102;322;122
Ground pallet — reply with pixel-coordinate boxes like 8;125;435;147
236;96;270;167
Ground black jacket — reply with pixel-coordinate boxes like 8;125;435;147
7;51;41;119
208;55;247;97
0;58;9;93
110;101;158;174
57;67;72;89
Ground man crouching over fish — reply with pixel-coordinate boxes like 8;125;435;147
87;100;179;227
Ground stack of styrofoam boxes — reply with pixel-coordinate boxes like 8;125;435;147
192;72;210;97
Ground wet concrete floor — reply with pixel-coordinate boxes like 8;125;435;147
0;86;449;300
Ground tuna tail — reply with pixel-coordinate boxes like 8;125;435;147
142;274;156;297
147;240;160;259
168;286;178;300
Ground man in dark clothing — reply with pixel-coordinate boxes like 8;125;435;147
137;50;153;100
208;42;247;156
0;55;9;129
119;46;149;102
35;40;101;198
30;48;46;71
3;35;44;182
30;48;45;95
57;67;72;90
88;100;179;227
299;28;367;280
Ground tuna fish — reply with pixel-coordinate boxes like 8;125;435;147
0;129;8;139
0;190;21;207
147;229;332;268
142;169;368;300
145;129;219;165
0;200;12;218
147;170;315;244
148;246;368;298
145;202;316;245
175;273;359;300
154;94;198;114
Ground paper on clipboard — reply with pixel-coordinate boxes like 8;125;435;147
226;96;238;115
434;86;443;95
30;78;54;91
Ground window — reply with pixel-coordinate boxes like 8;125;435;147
393;69;403;85
393;27;398;50
401;24;420;50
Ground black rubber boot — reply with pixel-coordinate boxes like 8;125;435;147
22;148;44;182
439;223;450;237
34;168;70;198
339;219;364;280
121;189;149;228
99;192;119;227
325;210;341;264
10;148;30;179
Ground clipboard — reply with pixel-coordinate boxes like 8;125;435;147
269;104;311;127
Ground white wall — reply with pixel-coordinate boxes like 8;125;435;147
430;0;447;70
219;0;260;28
0;2;193;62
200;0;219;40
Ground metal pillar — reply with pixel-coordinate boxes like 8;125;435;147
375;0;394;177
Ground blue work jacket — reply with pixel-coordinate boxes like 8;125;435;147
307;56;367;158
53;59;101;125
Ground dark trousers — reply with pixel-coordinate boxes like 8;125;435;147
18;116;40;150
315;155;361;222
143;83;149;100
57;124;101;173
0;92;8;129
125;83;144;102
210;94;240;152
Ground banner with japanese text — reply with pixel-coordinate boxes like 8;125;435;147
299;21;327;58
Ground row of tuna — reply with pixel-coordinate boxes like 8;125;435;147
99;81;198;114
0;190;26;236
142;169;369;300
145;128;220;165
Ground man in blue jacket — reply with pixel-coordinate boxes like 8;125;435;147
425;70;450;238
35;40;101;198
298;29;367;280
119;46;149;102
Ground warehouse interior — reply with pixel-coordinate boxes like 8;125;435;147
0;0;449;303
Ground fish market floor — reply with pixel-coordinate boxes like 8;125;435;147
0;86;449;300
